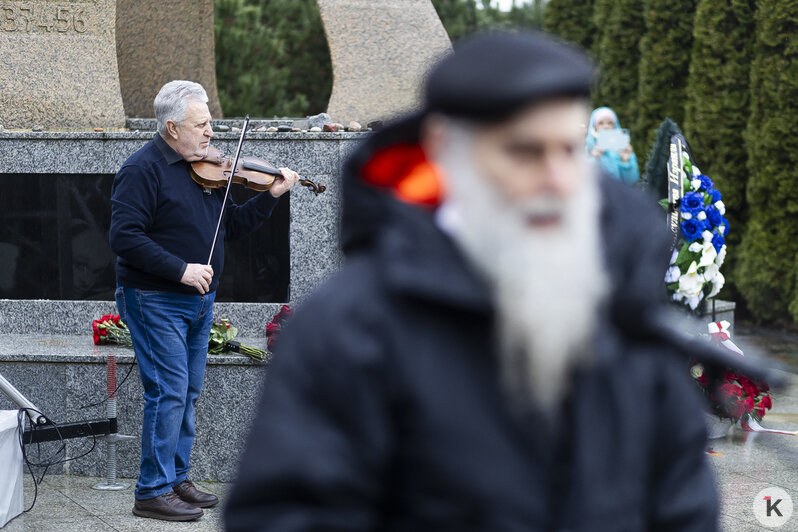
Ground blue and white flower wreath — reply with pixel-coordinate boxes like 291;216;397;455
664;153;730;311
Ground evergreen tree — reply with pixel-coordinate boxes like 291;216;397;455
214;0;332;117
737;0;798;323
591;0;613;56
643;118;683;200
505;0;545;29
542;0;595;51
683;0;756;299
431;0;544;40
431;0;481;42
635;0;697;153
591;0;644;134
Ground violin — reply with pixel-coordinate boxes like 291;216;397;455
189;146;326;195
201;116;325;265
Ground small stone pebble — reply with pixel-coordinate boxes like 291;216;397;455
94;127;104;132
323;123;338;132
367;120;383;130
277;125;292;132
348;121;362;132
32;125;43;132
291;127;302;132
253;125;267;132
231;127;241;132
266;126;279;132
213;125;230;132
307;112;332;130
0;124;4;132
309;126;322;132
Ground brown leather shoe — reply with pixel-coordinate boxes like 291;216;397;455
173;479;219;508
133;491;203;521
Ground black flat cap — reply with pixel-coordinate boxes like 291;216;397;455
424;31;594;121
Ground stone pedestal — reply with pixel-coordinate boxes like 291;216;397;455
0;0;126;129
317;0;451;123
115;0;222;118
699;299;736;333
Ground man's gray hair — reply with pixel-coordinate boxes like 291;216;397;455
154;80;209;135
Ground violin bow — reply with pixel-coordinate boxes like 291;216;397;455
207;115;250;265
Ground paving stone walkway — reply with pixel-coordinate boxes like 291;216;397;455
4;476;229;531
5;326;798;531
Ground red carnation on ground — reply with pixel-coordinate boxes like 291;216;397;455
91;314;131;347
273;305;293;325
266;306;293;352
761;395;773;410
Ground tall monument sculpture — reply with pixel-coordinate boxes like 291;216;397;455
115;0;223;118
316;0;452;123
0;0;126;129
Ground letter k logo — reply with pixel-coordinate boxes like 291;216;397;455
754;487;792;526
765;496;783;517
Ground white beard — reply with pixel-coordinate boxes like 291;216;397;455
436;124;609;411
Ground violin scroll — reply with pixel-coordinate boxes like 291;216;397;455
299;179;326;195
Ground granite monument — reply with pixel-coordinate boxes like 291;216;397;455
316;0;452;123
0;0;126;129
115;0;223;118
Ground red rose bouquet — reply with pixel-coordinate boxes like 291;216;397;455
690;321;773;423
692;364;772;422
266;305;293;352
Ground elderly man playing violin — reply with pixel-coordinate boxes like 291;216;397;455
109;80;299;522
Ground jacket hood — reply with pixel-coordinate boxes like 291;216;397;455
340;113;491;311
586;106;623;152
341;113;436;253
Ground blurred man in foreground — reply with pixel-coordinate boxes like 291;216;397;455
225;32;719;531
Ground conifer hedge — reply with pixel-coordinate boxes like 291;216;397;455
683;0;755;298
635;0;697;153
590;0;611;57
542;0;595;51
214;0;332;117
736;0;798;323
591;0;644;136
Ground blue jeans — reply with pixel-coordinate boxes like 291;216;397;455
115;286;215;500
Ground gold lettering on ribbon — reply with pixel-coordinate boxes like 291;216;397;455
666;137;685;252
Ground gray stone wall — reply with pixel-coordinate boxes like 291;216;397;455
0;130;363;481
0;129;361;302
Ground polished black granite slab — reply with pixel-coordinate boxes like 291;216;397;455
0;173;289;302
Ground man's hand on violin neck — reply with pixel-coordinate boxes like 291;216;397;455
181;264;214;294
269;167;301;198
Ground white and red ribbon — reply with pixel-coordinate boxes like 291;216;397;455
708;321;744;356
741;416;798;436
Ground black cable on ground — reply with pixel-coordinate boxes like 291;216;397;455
16;407;100;514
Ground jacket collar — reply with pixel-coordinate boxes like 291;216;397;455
154;133;184;165
375;197;494;312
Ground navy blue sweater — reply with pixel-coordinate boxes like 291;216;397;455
109;134;279;295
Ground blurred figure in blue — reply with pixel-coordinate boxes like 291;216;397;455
586;106;640;184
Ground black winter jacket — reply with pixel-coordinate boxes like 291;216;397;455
224;127;719;532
